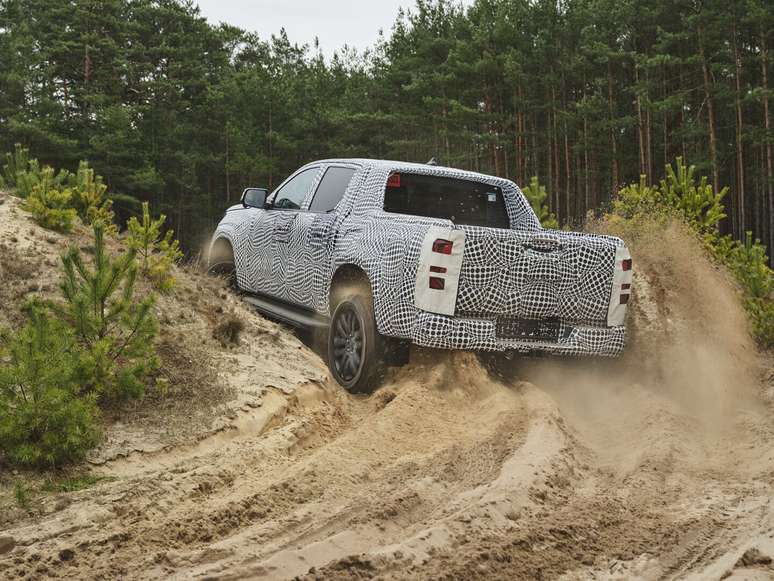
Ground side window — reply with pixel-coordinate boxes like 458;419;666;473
272;168;319;210
309;167;356;212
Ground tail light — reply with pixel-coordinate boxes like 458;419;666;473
429;277;445;290
622;258;632;271
429;266;447;273
432;239;453;255
387;173;401;188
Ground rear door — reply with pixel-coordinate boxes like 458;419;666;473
287;165;357;310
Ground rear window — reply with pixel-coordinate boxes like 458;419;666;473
383;173;510;229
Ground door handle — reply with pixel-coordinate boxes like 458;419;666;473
525;235;562;252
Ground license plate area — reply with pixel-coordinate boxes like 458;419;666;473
496;317;561;342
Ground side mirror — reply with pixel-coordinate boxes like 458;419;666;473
241;187;268;209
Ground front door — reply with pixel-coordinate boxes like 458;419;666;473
286;165;358;311
245;166;321;299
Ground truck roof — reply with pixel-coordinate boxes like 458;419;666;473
306;158;517;187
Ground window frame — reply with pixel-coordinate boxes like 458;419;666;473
307;165;358;214
267;165;322;211
381;171;511;229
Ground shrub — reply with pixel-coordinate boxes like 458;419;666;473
1;144;70;198
126;202;183;292
713;232;774;345
2;146;116;234
24;182;78;233
68;161;115;232
1;143;30;187
610;158;773;347
0;304;99;468
521;176;559;229
613;157;727;236
55;223;159;400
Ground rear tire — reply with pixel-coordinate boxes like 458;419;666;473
328;293;384;394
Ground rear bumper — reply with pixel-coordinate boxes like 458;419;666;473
408;312;625;357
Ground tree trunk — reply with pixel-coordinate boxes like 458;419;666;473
561;71;571;223
551;85;560;218
268;97;273;188
698;23;720;197
733;18;745;234
645;71;653;182
636;64;646;177
583;113;589;216
607;59;619;197
225;125;231;203
761;27;773;252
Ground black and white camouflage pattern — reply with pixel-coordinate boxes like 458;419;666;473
212;159;627;356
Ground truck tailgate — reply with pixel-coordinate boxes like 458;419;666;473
453;226;625;327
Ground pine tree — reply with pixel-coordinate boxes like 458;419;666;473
56;222;158;400
69;161;115;232
521;176;559;229
0;302;99;467
126;202;183;292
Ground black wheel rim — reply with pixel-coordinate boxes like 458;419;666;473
332;304;364;382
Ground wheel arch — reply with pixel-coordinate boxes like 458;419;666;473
328;263;373;315
208;234;235;265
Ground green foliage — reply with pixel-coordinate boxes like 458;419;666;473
2;145;117;235
41;474;115;493
1;144;70;198
126;202;183;292
55;223;159;400
0;221;163;468
713;232;774;345
659;159;728;235
612;162;773;347
68;161;115;233
13;482;31;508
1;143;31;189
613;158;727;236
521;176;559;229
0;303;99;468
24;183;78;232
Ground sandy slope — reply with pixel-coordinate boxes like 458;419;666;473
1;192;773;580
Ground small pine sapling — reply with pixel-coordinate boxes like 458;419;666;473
2;144;70;198
0;302;99;468
69;161;115;233
24;169;78;232
521;176;559;229
658;157;727;235
56;223;159;400
127;202;183;292
1;143;30;188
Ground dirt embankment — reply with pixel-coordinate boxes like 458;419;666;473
1;192;773;580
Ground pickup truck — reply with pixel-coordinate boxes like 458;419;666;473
208;159;632;393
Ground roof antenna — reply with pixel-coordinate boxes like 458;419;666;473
426;157;438;166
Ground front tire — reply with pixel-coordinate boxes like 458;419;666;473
328;294;384;394
207;239;237;289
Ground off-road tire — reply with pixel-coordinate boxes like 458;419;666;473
207;240;238;290
328;293;385;394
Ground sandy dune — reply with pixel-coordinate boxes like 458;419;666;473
1;192;773;580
